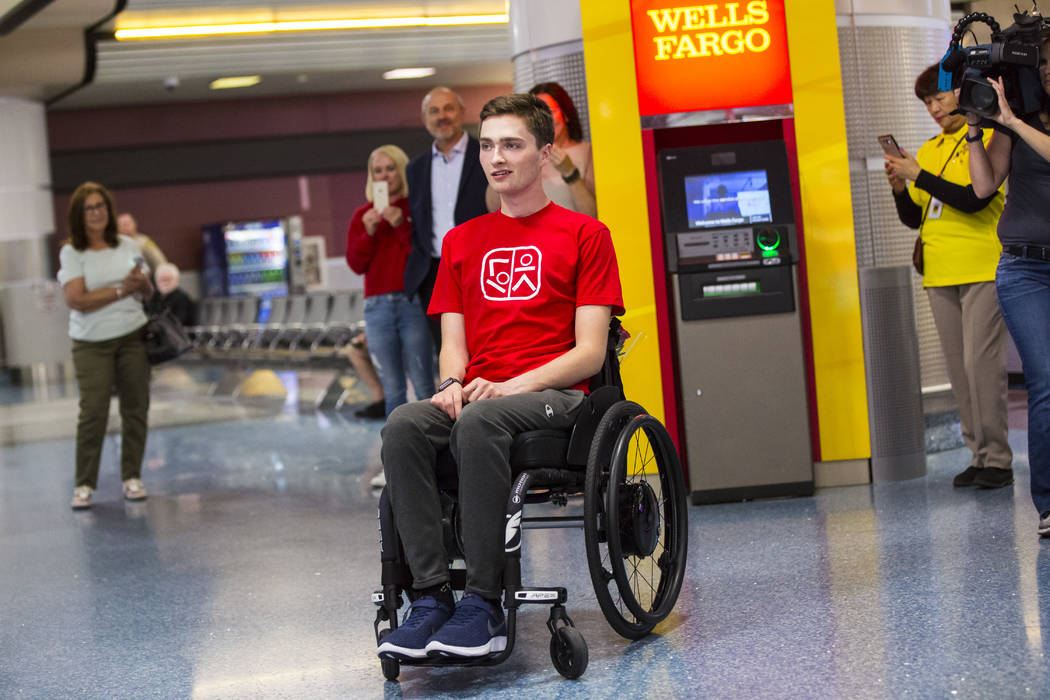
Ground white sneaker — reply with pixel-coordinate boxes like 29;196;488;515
122;478;147;501
71;485;93;510
369;472;387;489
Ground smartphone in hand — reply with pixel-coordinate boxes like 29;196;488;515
372;180;389;212
878;134;903;158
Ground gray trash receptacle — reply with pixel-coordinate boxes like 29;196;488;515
859;265;926;481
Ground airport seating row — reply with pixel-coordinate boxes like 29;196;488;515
184;291;365;369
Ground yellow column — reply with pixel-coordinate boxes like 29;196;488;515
578;1;664;421
580;0;869;467
784;0;870;464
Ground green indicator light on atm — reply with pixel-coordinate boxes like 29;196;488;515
756;228;781;252
761;249;779;258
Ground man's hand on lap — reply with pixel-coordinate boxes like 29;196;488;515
462;375;534;403
431;383;465;420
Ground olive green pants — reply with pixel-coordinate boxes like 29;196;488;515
72;326;151;488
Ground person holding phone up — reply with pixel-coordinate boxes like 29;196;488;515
346;145;436;420
884;63;1013;490
58;182;155;509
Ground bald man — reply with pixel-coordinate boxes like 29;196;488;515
117;212;167;276
404;87;491;351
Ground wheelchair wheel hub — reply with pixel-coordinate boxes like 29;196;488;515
617;481;660;557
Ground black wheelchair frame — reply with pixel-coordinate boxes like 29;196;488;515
371;322;689;681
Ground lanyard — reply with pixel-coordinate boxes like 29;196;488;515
920;134;967;227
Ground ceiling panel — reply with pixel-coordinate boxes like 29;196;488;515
49;0;513;108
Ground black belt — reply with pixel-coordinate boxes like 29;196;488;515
1004;244;1050;261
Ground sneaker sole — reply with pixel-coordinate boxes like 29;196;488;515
124;493;147;501
974;479;1013;489
425;635;507;658
377;642;429;660
71;503;91;510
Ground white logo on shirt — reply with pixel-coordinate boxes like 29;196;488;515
481;246;542;301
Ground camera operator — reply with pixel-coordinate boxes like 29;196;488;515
885;63;1013;492
965;29;1050;538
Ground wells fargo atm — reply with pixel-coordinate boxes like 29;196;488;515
657;138;813;503
607;0;832;504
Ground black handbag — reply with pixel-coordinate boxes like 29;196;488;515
145;307;192;365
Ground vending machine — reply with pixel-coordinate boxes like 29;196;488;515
201;216;305;298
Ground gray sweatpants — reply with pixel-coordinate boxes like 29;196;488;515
381;389;585;599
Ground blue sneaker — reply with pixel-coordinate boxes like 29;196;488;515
377;595;452;660
425;593;507;658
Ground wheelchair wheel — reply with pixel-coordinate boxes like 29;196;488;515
549;626;588;679
377;629;400;681
584;401;689;639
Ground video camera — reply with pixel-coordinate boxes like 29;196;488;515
939;7;1048;118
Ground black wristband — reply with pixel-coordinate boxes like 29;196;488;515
562;168;581;184
437;377;461;392
965;130;982;143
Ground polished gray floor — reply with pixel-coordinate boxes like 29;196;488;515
1;369;1047;699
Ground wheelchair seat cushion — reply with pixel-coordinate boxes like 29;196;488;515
509;429;570;470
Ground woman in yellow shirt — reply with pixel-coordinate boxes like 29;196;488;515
885;63;1013;489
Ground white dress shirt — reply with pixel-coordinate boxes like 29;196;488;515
429;131;469;258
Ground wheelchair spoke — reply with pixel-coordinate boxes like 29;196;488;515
625;553;660;612
627;430;654;481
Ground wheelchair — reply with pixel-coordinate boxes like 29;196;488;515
371;320;689;681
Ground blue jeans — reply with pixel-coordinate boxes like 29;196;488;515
996;253;1050;515
364;292;436;416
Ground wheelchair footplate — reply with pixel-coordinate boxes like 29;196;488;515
372;587;588;679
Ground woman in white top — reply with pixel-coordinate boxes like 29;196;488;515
528;82;598;217
57;182;154;510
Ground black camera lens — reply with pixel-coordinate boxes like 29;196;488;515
959;75;1000;116
970;84;998;112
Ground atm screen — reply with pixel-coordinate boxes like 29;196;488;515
684;170;772;229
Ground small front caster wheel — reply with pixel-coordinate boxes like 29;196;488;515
377;628;400;681
549;626;588;679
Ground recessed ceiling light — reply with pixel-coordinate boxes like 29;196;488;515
115;14;509;40
383;67;436;80
210;75;261;90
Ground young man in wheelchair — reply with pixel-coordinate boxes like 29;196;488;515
377;93;624;661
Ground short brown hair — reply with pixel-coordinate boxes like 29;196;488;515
480;93;554;148
915;62;959;100
68;181;118;251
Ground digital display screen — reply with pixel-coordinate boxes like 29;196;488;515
684;170;772;229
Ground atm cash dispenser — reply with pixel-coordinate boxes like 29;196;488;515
659;140;814;504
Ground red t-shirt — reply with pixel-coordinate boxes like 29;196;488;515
428;202;624;391
345;199;412;297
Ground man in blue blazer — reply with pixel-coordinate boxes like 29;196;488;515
405;86;491;350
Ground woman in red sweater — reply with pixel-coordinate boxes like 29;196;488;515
346;145;436;416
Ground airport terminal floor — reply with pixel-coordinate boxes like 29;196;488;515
1;366;1048;699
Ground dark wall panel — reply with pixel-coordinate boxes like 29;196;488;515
49;127;431;193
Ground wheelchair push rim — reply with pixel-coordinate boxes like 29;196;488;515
584;401;689;639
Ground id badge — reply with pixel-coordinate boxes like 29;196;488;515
927;197;943;220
